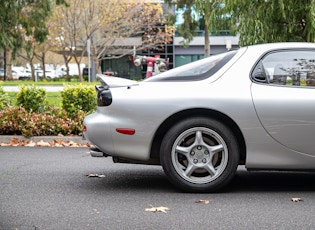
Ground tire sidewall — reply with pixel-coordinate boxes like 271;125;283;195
160;117;239;192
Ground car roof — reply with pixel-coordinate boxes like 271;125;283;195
246;42;315;52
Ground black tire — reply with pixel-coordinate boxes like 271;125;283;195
160;117;239;192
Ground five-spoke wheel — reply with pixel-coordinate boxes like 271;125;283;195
160;117;239;192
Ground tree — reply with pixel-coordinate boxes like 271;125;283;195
18;29;63;81
195;0;226;56
88;0;173;74
165;0;225;57
0;0;66;80
34;39;54;80
225;0;315;45
51;0;86;80
165;0;200;47
50;0;173;80
17;38;37;80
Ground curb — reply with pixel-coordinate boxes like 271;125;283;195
0;135;89;145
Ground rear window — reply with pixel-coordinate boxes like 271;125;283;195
145;51;237;82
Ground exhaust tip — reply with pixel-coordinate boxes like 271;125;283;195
89;147;108;157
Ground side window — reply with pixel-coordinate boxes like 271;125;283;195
252;50;315;87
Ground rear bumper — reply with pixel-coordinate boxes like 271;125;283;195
83;112;115;156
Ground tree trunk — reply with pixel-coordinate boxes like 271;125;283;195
26;52;35;80
30;64;35;81
91;43;101;80
22;43;36;81
63;52;72;78
5;46;12;80
95;56;101;74
74;56;83;82
41;52;46;79
204;26;210;57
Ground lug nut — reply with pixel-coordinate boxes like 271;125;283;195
191;151;195;156
197;146;202;150
202;158;207;163
193;159;198;164
204;150;209;155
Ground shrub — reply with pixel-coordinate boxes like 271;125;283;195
0;87;11;109
16;85;47;113
61;84;96;117
0;106;26;135
0;106;86;137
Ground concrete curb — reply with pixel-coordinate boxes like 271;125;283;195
0;135;89;145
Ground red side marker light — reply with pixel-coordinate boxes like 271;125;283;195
116;128;135;135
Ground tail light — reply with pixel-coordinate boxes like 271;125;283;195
96;85;112;106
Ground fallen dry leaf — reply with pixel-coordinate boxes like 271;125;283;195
53;139;64;145
291;198;303;202
25;141;36;147
0;137;91;148
195;199;210;204
36;140;51;147
18;140;28;146
145;205;170;213
10;137;19;145
85;174;105;178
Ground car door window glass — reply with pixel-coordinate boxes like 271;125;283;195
252;50;315;87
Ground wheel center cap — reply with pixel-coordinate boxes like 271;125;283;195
196;151;204;159
192;145;207;159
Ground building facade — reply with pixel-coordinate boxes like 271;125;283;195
100;2;239;80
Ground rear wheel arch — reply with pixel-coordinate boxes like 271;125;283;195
150;109;246;165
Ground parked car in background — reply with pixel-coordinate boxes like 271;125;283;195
58;64;85;76
83;42;315;192
35;68;59;79
12;67;31;80
24;69;32;79
0;68;4;78
82;67;91;76
55;68;66;78
43;69;58;79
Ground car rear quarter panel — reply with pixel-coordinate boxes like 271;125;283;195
104;68;257;161
83;110;116;156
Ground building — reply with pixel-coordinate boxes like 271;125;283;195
100;2;239;80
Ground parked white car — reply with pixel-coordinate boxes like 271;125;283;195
12;67;31;80
36;69;59;79
0;68;4;77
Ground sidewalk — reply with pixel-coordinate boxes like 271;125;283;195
0;135;90;147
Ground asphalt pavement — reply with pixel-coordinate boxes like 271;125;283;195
1;147;315;230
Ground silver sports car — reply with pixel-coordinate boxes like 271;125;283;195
83;42;315;192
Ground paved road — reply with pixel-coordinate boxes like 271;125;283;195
1;147;315;230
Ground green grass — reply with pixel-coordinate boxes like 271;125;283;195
3;79;98;108
7;91;63;108
3;79;99;108
46;92;63;107
7;92;17;105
